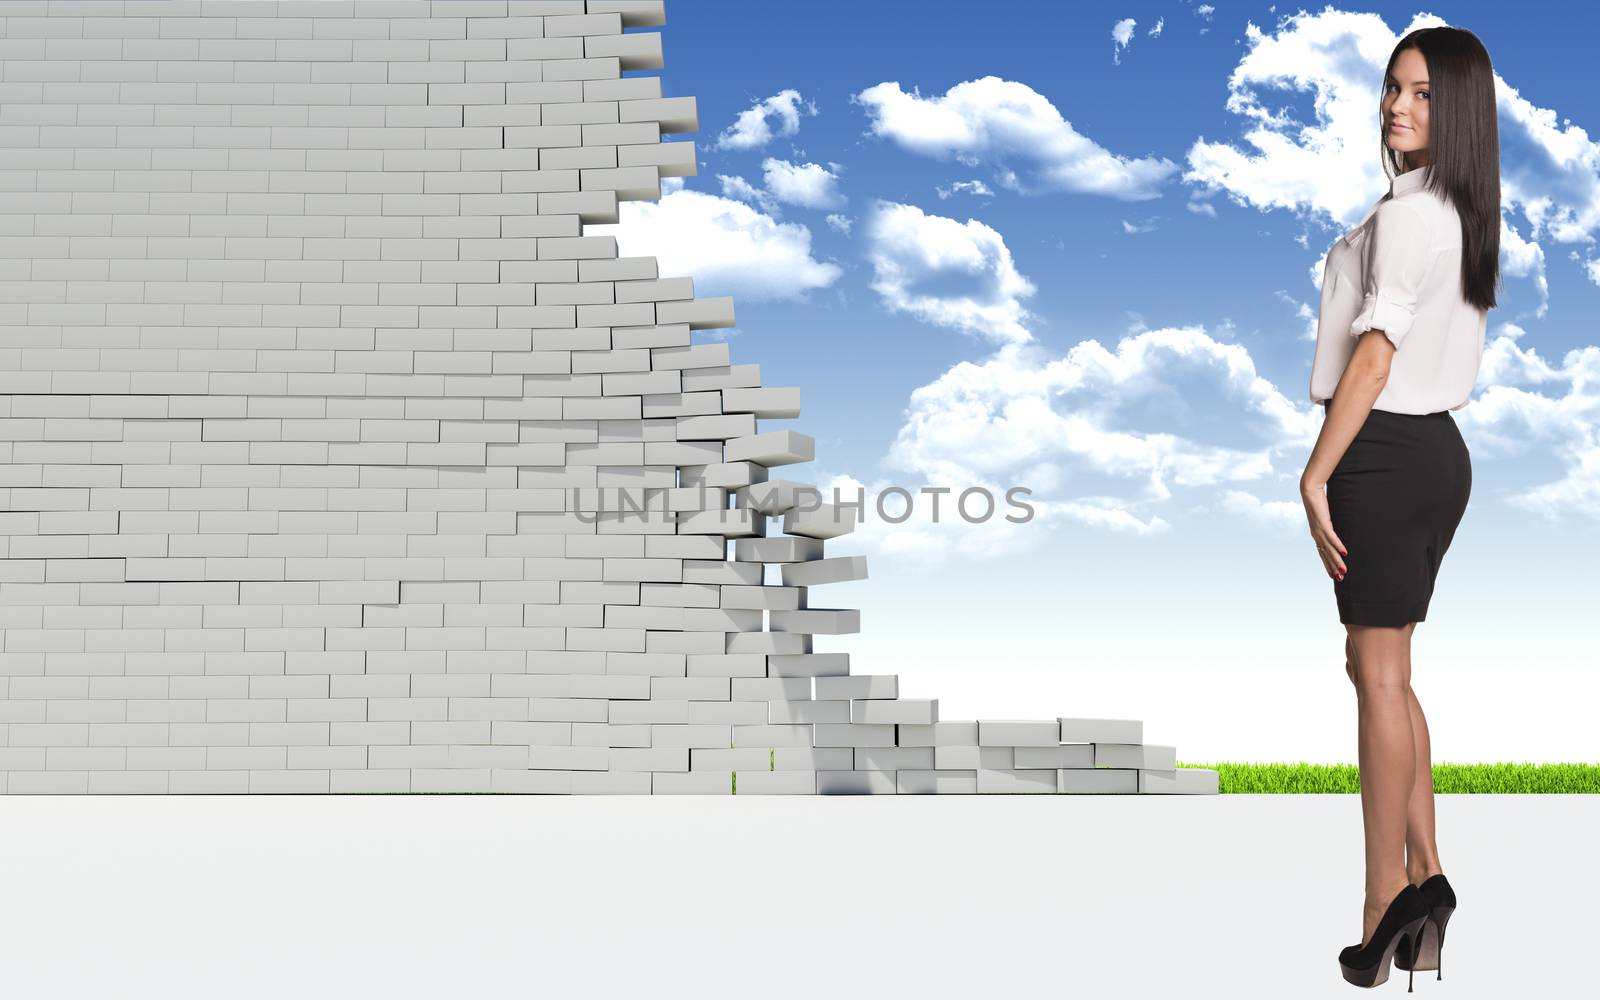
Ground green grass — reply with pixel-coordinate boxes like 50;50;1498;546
1181;761;1600;793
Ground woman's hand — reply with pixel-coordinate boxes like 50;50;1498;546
1300;476;1348;581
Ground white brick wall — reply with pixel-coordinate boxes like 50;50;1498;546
0;0;1216;795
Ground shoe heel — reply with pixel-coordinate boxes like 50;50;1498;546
1397;899;1457;976
1404;916;1426;993
1395;914;1427;992
1432;905;1453;981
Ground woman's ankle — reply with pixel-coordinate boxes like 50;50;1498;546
1406;863;1443;883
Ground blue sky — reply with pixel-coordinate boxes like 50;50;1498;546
590;2;1600;763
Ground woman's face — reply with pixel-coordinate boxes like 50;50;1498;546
1382;48;1431;168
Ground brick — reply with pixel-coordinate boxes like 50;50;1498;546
1059;717;1144;744
896;769;978;795
976;768;1059;794
977;720;1061;747
816;770;895;795
1059;768;1140;794
850;698;936;725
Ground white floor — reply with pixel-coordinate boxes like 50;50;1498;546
1;793;1590;999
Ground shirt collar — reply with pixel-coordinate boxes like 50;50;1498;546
1390;164;1432;197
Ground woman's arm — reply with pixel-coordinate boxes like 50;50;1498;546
1300;330;1396;580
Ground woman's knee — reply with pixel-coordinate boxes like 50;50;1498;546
1347;626;1411;691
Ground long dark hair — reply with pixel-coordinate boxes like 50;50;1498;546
1382;26;1501;312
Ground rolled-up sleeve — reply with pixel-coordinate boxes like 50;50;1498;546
1349;198;1433;349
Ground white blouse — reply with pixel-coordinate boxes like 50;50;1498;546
1309;164;1487;414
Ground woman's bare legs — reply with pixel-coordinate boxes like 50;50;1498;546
1344;622;1418;948
1401;683;1445;885
1345;632;1445;888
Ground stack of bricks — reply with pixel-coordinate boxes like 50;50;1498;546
0;0;1219;796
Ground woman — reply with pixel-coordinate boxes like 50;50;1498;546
1301;26;1500;991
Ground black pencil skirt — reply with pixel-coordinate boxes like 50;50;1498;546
1325;407;1471;627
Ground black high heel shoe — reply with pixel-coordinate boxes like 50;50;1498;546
1338;883;1431;991
1394;873;1457;980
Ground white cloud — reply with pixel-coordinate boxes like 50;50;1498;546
1476;323;1562;390
1112;18;1137;65
825;213;853;235
1216;488;1304;528
715;89;816;151
591;177;842;303
716;173;777;215
1460;328;1600;519
810;322;1317;564
1055;498;1173;533
718;159;847;218
852;76;1178;200
885;333;1319;511
761;158;847;210
1496;76;1600;247
1584;255;1600;286
936;179;996;200
863;200;1038;345
1274;289;1318;341
1150;17;1165;38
